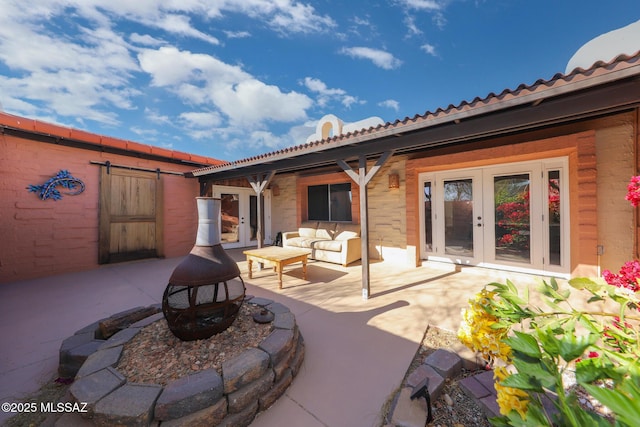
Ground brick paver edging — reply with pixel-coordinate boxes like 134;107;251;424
57;297;304;427
384;326;500;427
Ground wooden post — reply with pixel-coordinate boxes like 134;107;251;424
247;171;275;249
337;151;393;300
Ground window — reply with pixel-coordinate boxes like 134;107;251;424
307;183;352;221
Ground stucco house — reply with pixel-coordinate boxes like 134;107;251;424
2;47;640;299
191;51;640;298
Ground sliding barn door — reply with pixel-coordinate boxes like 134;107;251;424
99;167;164;264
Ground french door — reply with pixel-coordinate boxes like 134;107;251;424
211;186;271;248
420;158;569;275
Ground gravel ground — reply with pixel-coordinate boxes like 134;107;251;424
117;304;273;385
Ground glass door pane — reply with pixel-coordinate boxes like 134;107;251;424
494;174;530;263
220;193;240;244
424;182;433;252
548;170;561;265
249;195;257;242
444;179;474;257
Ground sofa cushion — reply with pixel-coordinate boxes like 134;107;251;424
316;222;336;240
299;221;318;238
286;237;328;249
313;239;343;252
335;223;360;240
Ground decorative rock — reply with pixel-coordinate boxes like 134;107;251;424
273;312;295;330
273;341;296;381
222;348;270;394
259;328;294;367
130;312;165;328
59;301;303;427
227;370;275;414
259;369;293;411
159;398;227;427
246;297;273;307
76;346;123;379
73;320;105;337
98;327;140;350
265;302;290;314
216;400;259;427
424;348;462;378
443;393;454;406
59;335;105;378
93;383;162;427
290;335;305;377
69;367;126;414
154;369;224;420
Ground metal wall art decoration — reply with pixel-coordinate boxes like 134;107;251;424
27;170;85;201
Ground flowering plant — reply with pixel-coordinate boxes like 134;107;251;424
459;278;640;426
459;176;640;425
625;175;640;207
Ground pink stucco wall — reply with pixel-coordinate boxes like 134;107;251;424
0;133;202;284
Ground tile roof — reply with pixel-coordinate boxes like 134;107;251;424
0;112;225;167
191;51;640;177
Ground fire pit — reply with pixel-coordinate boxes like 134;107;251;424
162;197;245;341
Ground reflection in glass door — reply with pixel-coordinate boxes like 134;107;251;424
220;193;240;244
420;158;568;275
494;174;531;263
444;179;475;258
214;186;270;248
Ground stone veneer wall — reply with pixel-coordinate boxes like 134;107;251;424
270;156;409;264
59;297;304;427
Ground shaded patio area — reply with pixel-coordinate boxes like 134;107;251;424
0;251;543;427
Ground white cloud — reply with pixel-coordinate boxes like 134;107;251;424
342;96;364;108
139;46;312;126
268;2;337;34
379;99;400;111
154;14;220;45
421;43;437;56
225;30;251;39
145;108;173;126
212;79;311;125
130;33;166;47
404;15;422;37
396;0;449;29
179;111;224;128
302;77;364;109
339;47;402;70
396;0;444;11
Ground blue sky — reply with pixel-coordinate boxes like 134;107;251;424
0;1;638;162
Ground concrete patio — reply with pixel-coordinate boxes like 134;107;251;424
0;250;543;427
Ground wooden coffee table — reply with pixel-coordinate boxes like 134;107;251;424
243;247;312;289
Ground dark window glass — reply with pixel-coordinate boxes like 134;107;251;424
308;183;352;221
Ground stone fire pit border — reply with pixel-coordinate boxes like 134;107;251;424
58;296;305;427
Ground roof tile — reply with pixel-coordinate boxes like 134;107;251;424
0;111;223;166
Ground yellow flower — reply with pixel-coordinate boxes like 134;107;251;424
494;366;529;418
458;288;511;362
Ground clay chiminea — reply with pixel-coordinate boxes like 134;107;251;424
162;197;245;341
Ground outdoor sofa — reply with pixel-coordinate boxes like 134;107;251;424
282;221;361;266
